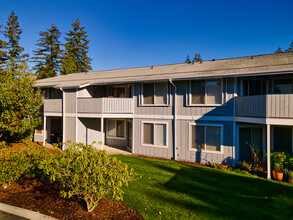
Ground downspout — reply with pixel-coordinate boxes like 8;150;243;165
60;88;65;150
169;79;177;160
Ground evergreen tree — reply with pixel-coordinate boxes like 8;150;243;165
3;10;29;71
286;41;293;53
61;18;92;75
193;53;202;62
275;46;283;54
32;24;62;79
185;54;191;63
0;25;8;67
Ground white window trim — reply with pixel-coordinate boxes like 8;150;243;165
141;121;169;148
188;122;224;154
187;78;224;106
140;82;170;106
106;119;127;140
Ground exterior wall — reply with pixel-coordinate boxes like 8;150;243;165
133;118;173;159
64;116;76;143
176;119;234;164
176;78;234;117
77;118;103;146
133;83;173;116
64;89;76;114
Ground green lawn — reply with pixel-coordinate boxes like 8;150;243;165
114;155;293;220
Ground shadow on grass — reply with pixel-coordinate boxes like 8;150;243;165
117;155;293;219
153;163;293;219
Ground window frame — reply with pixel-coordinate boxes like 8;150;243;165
189;123;223;154
141;82;170;106
106;119;126;140
141;121;168;148
188;79;224;106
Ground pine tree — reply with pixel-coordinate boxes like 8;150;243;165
193;53;202;62
3;10;29;71
275;46;282;54
185;54;191;63
32;24;62;79
0;25;8;67
286;41;293;53
61;18;92;75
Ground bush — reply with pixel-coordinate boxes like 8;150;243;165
241;161;252;172
0;144;50;185
40;142;136;212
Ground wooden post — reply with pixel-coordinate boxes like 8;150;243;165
43;116;46;146
101;117;104;150
267;124;271;179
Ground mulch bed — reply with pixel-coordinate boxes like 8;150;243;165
0;176;143;220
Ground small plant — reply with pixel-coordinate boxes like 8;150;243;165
241;161;252;172
246;142;262;169
40;141;136;212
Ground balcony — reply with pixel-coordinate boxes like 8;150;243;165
77;97;134;114
44;99;62;113
235;94;293;118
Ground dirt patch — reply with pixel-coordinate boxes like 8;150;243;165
0;176;143;220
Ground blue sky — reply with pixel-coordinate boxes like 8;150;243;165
0;0;293;71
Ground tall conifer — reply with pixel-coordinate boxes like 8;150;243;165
0;25;8;68
3;10;29;71
286;41;293;53
32;24;62;79
61;18;92;74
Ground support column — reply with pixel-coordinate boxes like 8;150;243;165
43;115;46;146
101;117;104;150
267;124;271;179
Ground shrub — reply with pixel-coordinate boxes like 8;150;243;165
0;144;50;185
40;142;136;212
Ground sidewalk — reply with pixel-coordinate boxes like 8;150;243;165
0;203;57;220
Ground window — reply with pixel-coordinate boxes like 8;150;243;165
190;124;222;152
274;127;292;153
143;82;168;105
190;79;222;105
108;86;126;98
274;79;293;94
45;88;63;99
243;80;266;96
143;122;167;147
107;119;125;138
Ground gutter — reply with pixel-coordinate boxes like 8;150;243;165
169;79;177;160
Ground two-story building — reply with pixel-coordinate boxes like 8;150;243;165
34;53;293;179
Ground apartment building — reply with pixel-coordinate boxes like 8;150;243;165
34;53;293;179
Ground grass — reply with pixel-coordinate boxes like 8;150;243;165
114;155;293;220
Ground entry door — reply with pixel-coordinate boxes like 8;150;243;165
239;127;262;161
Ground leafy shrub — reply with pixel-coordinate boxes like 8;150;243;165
0;144;50;185
40;141;136;212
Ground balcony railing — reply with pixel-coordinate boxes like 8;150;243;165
77;97;134;114
44;99;62;113
236;94;293;118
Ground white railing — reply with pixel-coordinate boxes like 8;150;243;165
77;97;134;114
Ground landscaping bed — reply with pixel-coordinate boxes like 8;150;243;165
0;176;143;220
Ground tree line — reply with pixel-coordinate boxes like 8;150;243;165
0;10;92;79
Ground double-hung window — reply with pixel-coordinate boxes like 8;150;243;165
189;79;222;105
142;82;168;105
107;119;125;138
190;124;222;152
143;122;167;147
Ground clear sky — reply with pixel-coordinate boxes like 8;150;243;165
0;0;293;71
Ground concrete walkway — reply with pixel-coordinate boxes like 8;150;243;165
0;203;56;220
97;145;132;155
